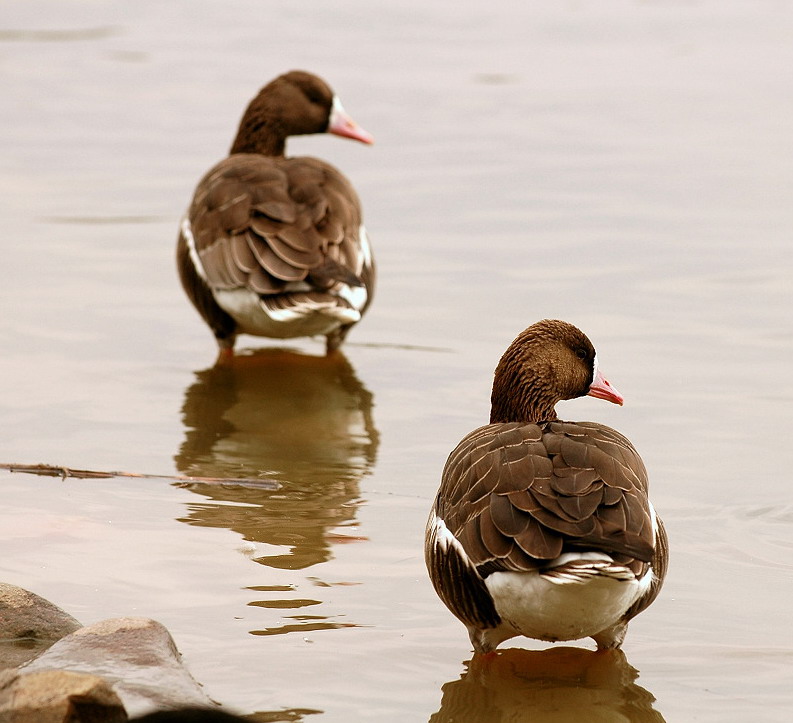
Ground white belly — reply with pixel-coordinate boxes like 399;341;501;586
484;565;644;643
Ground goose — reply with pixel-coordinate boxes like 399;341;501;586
177;71;375;359
426;319;667;652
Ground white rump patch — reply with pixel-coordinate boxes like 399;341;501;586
482;543;660;643
214;287;359;338
540;552;636;585
485;563;643;643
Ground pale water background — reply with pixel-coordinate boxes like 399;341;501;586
1;1;792;720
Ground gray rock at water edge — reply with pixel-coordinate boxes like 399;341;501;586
0;583;82;670
0;668;128;722
22;617;217;718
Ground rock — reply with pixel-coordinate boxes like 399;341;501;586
22;618;216;718
0;584;82;670
0;668;127;722
130;709;248;722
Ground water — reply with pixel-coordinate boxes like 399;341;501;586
1;1;792;720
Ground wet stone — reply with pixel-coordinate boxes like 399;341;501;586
21;617;217;718
0;583;82;670
0;668;127;723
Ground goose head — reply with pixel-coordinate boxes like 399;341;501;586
230;70;373;156
489;319;623;424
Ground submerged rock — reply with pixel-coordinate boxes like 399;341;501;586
0;583;82;670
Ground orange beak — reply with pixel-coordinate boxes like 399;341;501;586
587;367;624;406
328;96;374;145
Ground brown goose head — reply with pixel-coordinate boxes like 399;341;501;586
229;70;374;157
489;319;624;424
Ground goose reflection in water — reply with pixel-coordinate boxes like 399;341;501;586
429;647;665;723
174;348;378;571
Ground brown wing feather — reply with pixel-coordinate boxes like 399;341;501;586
624;515;668;622
187;154;365;296
425;512;501;630
433;420;656;582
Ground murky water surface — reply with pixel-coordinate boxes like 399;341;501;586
2;1;792;720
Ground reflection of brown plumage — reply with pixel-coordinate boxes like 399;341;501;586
174;349;378;570
429;647;665;723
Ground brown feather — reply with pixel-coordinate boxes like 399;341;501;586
249;214;284;237
246;232;307;282
457;519;494;565
201;242;232;287
275;224;326;254
426;518;501;630
248;266;285;295
308;257;363;288
478;509;513;559
557;486;604;520
220;242;248;286
434;416;656;572
513;519;564;560
602;484;624;506
217;192;251;232
268;233;323;269
253;199;296;223
490;493;533;538
229;233;257;273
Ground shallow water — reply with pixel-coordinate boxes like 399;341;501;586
1;1;792;720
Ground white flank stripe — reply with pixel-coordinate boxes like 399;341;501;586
181;216;207;281
358;224;372;271
429;513;477;571
431;514;457;553
648;501;658;545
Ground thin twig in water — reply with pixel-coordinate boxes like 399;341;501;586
0;462;280;489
